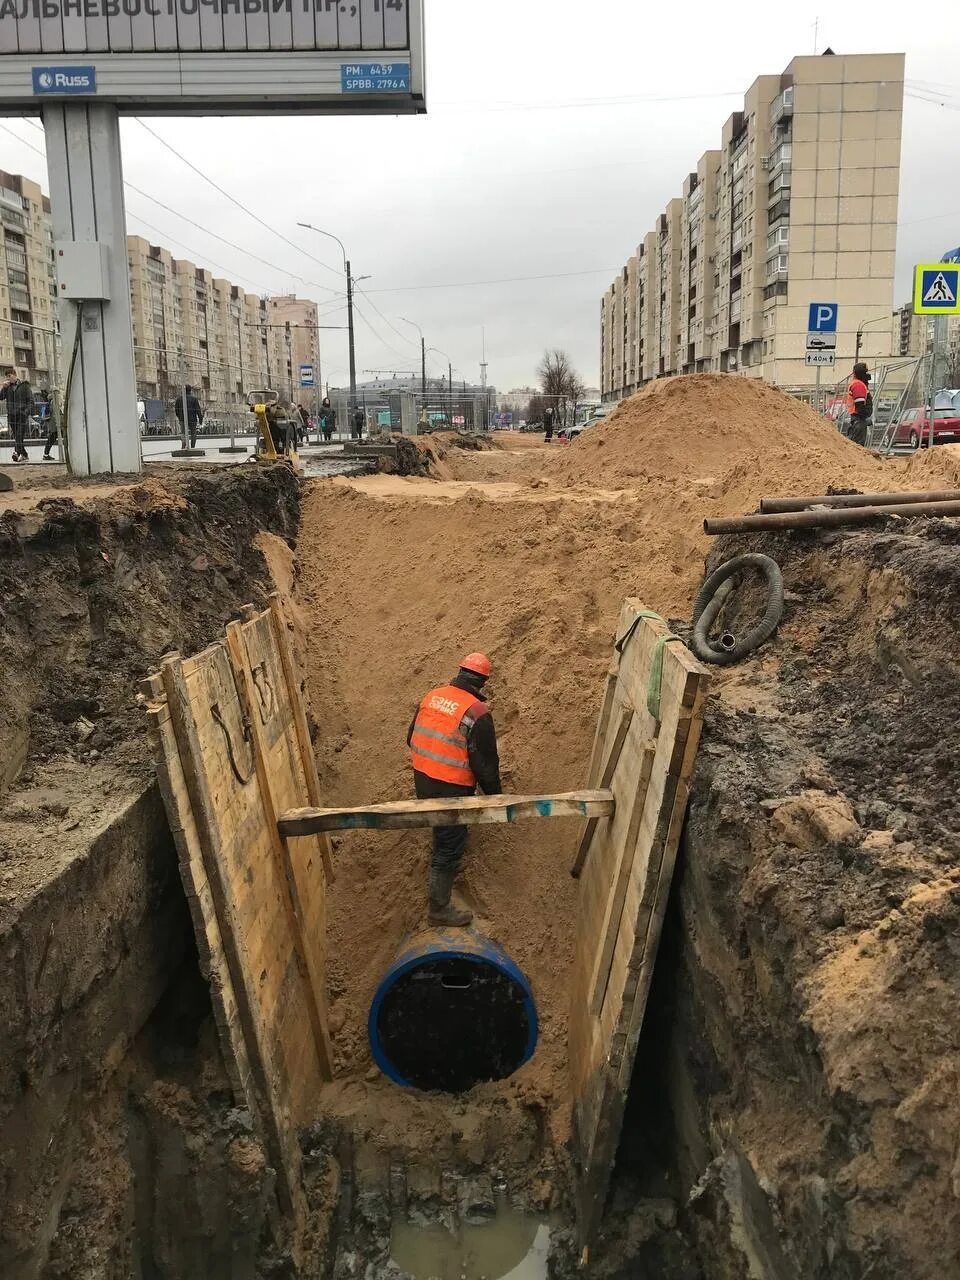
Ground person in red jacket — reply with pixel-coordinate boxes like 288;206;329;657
408;652;502;927
846;362;873;447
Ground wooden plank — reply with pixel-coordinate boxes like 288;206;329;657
568;600;709;1251
279;789;614;835
158;652;301;1216
267;593;335;883
584;665;618;789
617;777;691;1090
588;739;656;1015
144;692;255;1108
570;704;635;879
224;620;334;1081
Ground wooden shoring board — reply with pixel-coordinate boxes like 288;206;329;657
142;604;333;1217
568;600;708;1248
279;789;614;835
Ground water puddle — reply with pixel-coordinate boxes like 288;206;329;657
390;1206;551;1279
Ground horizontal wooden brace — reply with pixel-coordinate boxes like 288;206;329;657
278;789;615;836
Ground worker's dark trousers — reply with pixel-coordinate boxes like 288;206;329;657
848;417;870;447
414;770;473;873
44;423;57;454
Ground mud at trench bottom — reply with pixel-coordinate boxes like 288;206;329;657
389;1201;553;1279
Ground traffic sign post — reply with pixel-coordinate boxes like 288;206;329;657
806;306;838;416
808;303;839;333
299;365;315;389
914;264;960;316
914;261;960;448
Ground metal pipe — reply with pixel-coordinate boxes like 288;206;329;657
705;499;960;535
760;489;960;513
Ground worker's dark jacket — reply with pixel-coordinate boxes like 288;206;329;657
407;673;502;798
174;393;203;428
0;379;33;426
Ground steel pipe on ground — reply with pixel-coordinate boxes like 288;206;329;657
704;499;960;535
760;489;960;514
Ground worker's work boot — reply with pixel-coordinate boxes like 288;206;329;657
427;867;473;928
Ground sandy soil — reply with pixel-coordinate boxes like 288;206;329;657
293;376;960;1159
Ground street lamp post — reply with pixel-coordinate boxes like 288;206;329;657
400;316;427;402
297;221;358;407
427;347;457;425
854;315;888;365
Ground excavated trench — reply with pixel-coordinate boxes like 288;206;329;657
2;459;959;1278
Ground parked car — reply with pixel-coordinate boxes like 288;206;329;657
562;403;616;442
891;406;960;448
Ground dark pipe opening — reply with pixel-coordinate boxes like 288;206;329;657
370;942;537;1093
718;631;737;651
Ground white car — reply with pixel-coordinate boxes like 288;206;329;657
564;403;616;442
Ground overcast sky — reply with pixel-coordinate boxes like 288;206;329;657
1;0;959;393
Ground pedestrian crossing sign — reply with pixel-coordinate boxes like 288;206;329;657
914;263;960;314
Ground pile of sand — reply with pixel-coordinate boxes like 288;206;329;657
549;374;958;513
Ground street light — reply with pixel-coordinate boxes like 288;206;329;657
399;316;427;400
428;346;457;424
854;314;889;365
297;221;360;406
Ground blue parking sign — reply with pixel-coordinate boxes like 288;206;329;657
808;303;838;333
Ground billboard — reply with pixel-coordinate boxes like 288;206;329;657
0;0;424;112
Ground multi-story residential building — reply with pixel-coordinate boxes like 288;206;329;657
0;170;57;385
266;295;321;404
0;171;319;411
127;240;319;409
601;52;905;399
891;303;928;357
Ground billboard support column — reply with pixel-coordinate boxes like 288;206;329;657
41;102;140;476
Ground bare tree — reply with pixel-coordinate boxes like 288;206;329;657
525;393;546;424
537;349;585;425
568;374;587;428
944;346;960;389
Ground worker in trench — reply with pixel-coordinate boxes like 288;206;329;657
408;653;502;928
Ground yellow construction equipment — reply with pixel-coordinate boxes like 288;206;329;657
246;389;300;466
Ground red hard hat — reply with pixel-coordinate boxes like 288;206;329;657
460;652;492;678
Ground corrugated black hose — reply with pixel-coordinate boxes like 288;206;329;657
691;552;784;665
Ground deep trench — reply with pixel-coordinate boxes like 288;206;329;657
4;468;960;1279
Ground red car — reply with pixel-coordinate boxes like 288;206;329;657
892;407;960;448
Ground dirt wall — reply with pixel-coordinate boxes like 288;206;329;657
0;465;305;1278
604;517;960;1277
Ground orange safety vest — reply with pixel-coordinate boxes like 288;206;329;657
846;378;868;416
409;684;487;787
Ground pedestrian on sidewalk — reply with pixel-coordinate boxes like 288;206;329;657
1;369;33;463
319;397;336;442
41;398;60;461
408;653;502;928
543;405;555;443
297;403;310;444
352;406;365;440
175;385;204;448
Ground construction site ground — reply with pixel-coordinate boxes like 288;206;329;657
2;375;960;1278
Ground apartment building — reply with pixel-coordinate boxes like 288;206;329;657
0;170;57;384
127;235;319;408
601;52;905;398
891;303;929;357
0;170;320;409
